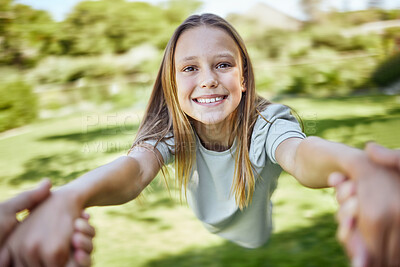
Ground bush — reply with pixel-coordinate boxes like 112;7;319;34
0;80;38;132
372;53;400;87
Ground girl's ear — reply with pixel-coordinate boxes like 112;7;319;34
241;77;247;92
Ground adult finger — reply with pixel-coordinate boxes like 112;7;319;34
387;219;400;267
348;229;369;267
365;142;400;171
3;179;52;214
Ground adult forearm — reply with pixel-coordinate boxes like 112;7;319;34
294;136;365;188
56;156;146;209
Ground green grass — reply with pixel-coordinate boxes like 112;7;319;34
0;94;399;267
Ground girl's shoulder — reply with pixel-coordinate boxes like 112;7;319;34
255;103;295;125
250;103;305;166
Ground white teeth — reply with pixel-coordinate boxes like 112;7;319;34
197;97;224;103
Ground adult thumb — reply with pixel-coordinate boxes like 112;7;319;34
4;179;52;214
365;142;400;171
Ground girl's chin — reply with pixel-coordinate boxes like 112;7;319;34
191;115;231;126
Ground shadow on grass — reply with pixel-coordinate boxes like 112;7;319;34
8;152;93;186
39;123;139;144
304;113;400;148
145;213;348;267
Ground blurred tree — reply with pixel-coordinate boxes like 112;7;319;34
0;78;37;132
0;0;56;66
59;0;202;55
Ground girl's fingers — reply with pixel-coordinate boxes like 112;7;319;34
328;172;347;187
72;232;94;254
74;218;96;238
337;197;359;222
336;180;357;205
337;197;358;243
74;249;92;267
80;211;90;221
337;216;355;244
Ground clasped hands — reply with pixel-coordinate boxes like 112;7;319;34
330;143;400;267
0;180;95;267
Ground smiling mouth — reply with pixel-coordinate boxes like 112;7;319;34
193;95;228;104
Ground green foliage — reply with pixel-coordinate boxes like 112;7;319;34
327;9;400;26
372;53;400;87
0;2;57;66
0;77;37;132
56;0;201;55
282;49;377;95
312;33;380;51
29;45;160;85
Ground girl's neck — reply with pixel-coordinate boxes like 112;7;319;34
193;116;235;152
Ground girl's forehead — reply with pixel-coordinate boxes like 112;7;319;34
174;26;241;63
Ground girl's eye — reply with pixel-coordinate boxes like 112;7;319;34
217;63;231;69
183;66;196;72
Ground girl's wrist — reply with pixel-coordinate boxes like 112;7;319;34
54;182;87;210
340;148;370;180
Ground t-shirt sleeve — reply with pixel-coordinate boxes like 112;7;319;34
250;104;306;166
143;135;175;165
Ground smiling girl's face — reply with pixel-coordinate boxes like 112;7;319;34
174;26;245;127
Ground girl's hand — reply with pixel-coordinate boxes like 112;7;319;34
67;212;96;267
4;188;84;267
329;172;369;267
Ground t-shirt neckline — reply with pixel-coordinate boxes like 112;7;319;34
194;131;237;156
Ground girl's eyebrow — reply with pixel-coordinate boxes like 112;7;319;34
178;52;236;63
214;52;235;59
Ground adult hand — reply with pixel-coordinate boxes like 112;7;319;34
1;184;86;267
0;179;51;248
365;142;400;172
360;143;400;267
330;143;400;267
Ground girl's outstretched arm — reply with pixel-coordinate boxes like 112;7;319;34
275;136;389;188
3;146;162;267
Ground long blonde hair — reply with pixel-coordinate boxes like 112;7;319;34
132;13;270;209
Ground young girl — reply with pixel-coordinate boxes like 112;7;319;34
4;13;399;266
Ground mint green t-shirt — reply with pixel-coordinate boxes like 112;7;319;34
146;104;306;248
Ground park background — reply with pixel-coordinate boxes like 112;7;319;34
0;0;399;266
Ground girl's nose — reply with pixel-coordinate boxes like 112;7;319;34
200;70;218;89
